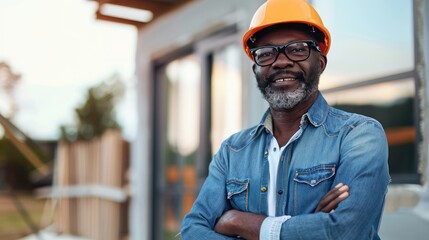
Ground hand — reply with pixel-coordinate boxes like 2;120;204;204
316;183;349;213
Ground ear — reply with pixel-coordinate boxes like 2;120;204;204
252;63;257;74
319;55;327;73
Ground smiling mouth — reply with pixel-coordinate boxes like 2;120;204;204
274;78;296;83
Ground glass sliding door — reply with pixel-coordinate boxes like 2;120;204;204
210;44;242;154
152;31;243;240
153;54;201;240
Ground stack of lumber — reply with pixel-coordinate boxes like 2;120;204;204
55;130;129;240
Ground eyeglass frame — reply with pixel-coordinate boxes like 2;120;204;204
250;40;321;67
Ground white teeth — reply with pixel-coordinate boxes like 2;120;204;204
275;78;294;82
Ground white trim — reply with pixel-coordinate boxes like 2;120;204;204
37;185;127;202
419;0;429;204
414;0;429;223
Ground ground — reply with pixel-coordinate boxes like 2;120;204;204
0;191;48;240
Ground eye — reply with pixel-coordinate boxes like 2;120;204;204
291;47;305;53
259;51;274;58
287;43;309;55
254;48;275;60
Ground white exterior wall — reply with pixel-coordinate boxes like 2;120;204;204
131;1;265;239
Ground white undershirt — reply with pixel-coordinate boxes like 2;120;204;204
267;130;301;216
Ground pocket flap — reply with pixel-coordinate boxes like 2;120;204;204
294;164;336;187
226;179;249;199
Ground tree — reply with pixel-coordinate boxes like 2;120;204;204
0;61;50;189
0;61;21;119
60;73;125;141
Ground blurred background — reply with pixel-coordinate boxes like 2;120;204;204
0;0;428;239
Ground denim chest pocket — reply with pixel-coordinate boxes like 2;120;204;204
226;179;249;211
293;164;336;214
294;164;336;187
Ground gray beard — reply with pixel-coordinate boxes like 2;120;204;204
260;79;319;110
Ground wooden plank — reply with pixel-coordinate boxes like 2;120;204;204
52;130;129;239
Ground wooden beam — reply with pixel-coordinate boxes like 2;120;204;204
90;0;195;27
95;11;146;27
0;113;49;175
100;0;176;13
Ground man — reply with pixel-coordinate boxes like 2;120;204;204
181;0;390;239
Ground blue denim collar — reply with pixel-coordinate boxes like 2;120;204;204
305;92;329;127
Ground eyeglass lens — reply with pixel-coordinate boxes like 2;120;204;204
253;41;311;66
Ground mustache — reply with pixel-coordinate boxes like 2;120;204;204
266;70;303;83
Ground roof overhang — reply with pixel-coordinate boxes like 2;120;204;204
91;0;196;28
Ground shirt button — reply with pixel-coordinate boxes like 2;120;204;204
264;150;268;156
310;180;317;185
277;190;283;195
261;187;267;192
273;147;277;152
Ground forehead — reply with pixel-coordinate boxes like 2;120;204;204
254;27;316;46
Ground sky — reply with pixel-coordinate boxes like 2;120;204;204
0;0;137;140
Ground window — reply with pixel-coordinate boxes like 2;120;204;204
210;44;243;153
153;54;201;239
312;0;414;90
152;32;243;240
324;79;418;182
313;0;419;183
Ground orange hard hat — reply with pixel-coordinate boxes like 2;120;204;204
242;0;331;59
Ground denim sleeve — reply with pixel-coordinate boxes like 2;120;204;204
260;216;291;240
278;120;390;240
181;143;238;240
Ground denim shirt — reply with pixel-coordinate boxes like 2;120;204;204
181;93;390;240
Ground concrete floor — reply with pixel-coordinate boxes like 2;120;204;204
379;185;429;240
379;209;429;240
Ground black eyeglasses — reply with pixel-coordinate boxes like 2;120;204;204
250;40;321;66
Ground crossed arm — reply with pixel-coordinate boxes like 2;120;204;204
214;183;350;240
182;121;389;240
